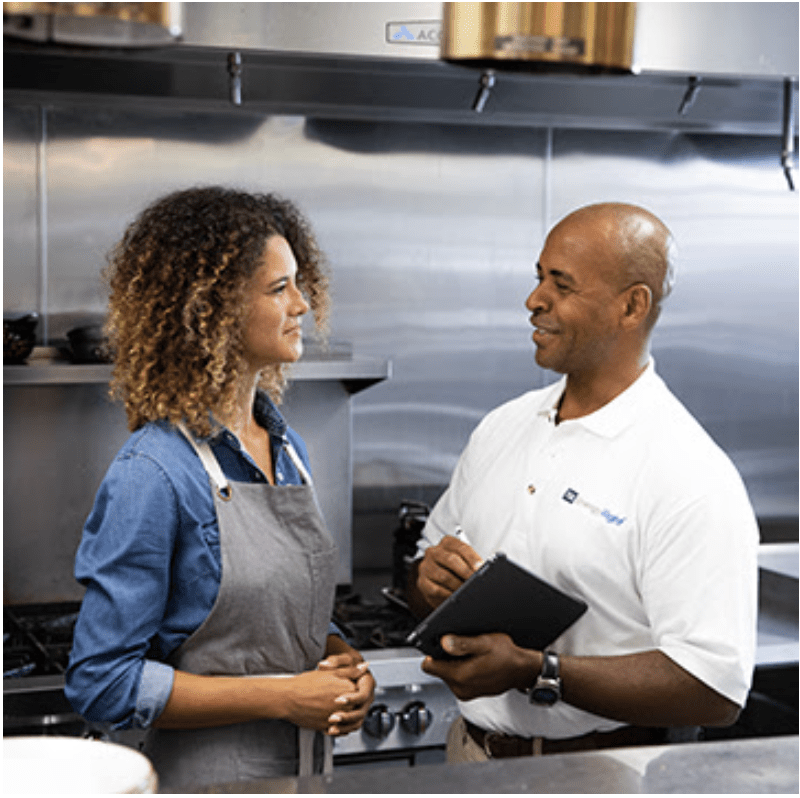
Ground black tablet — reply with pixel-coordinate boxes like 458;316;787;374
406;552;588;659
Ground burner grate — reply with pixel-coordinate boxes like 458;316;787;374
333;591;417;651
3;602;81;678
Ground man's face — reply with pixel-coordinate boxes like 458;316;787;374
524;219;626;378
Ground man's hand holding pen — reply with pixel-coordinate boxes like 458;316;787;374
415;529;484;611
414;529;535;697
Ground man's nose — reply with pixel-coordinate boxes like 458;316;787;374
525;282;547;314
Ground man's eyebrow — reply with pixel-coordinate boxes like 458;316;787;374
536;261;576;285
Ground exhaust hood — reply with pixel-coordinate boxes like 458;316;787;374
439;2;797;79
5;2;795;79
441;2;637;72
3;2;798;159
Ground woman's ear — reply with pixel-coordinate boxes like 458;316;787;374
621;283;652;329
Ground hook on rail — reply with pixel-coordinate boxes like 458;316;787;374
473;70;496;113
781;77;796;191
228;51;243;107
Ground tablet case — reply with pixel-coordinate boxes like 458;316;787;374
406;552;588;659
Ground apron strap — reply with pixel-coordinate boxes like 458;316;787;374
282;438;314;486
298;728;314;777
176;422;232;500
297;729;333;777
177;423;314;494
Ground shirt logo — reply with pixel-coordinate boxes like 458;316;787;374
562;488;626;526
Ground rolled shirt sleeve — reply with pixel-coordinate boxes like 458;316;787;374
66;451;181;729
135;660;176;728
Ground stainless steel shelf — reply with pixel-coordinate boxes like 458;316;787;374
757;543;799;667
3;357;391;394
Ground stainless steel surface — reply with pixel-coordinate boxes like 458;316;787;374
182;735;799;793
3;96;798;602
2;357;390;387
3;106;39;318
632;2;799;79
4;44;796;137
180;1;444;60
164;2;800;79
759;542;799;579
757;543;799;667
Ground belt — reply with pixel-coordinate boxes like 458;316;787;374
465;718;668;758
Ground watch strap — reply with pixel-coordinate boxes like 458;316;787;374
540;650;559;679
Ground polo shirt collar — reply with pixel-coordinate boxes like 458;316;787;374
537;359;657;438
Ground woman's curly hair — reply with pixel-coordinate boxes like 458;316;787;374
104;186;330;436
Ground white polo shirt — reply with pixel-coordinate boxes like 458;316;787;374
418;361;759;739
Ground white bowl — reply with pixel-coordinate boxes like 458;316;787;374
2;736;158;794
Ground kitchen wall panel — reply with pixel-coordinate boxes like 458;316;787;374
4;103;797;589
3;105;40;318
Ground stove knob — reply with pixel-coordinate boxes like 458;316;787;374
362;703;396;739
399;700;432;735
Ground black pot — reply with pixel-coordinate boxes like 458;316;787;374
66;325;110;364
3;313;39;364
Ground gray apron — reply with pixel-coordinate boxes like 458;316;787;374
143;425;338;791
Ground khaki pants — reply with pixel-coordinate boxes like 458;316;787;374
446;716;491;764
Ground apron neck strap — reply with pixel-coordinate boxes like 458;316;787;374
282;439;314;486
177;423;315;492
177;422;232;500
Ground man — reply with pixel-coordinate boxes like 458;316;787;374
408;203;758;762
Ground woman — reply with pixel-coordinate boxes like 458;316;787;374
65;187;375;790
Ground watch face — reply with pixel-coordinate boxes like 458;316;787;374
530;686;559;706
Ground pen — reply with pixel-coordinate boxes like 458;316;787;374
453;525;484;568
453;525;469;544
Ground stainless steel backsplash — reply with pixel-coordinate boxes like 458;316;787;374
4;103;798;588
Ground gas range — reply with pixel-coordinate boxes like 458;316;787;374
3;501;460;764
3;602;89;738
332;647;457;765
4;602;79;679
3;597;458;764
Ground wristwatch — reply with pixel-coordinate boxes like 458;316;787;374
529;651;561;706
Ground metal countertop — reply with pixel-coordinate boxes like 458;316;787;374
174;735;798;794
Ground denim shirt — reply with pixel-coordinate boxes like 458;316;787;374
65;393;339;730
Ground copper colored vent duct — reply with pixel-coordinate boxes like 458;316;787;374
441;2;636;72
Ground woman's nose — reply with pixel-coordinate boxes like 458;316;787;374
292;285;310;316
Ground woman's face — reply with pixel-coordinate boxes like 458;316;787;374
241;235;310;370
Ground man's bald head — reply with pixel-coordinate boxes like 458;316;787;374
551;203;675;329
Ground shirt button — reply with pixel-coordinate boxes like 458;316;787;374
276;471;284;481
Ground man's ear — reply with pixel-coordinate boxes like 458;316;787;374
621;283;652;329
